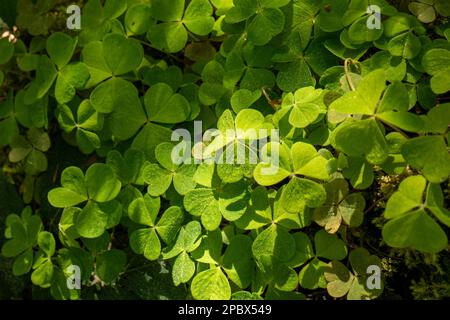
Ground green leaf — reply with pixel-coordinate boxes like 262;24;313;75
298;257;327;290
143;164;173;197
286;232;314;268
125;4;152;35
252;224;295;263
85;163;121;202
401;136;450;183
46;32;78;69
147;22;188;53
280;177;326;213
156;206;184;244
230;89;261;113
191;267;231;300
75;201;109;239
144;83;190;124
223;235;254;288
55;62;90;104
247;8;285;46
384;175;426;219
183;0;215;35
128;194;160;226
31;260;54;288
184;188;222;231
333;118;388;165
12;249;33;276
329;69;386;116
96;249;127;283
324;260;354;298
314;230;347;260
38;231;55;257
172;251;196;285
151;0;185;21
102;33;144;76
48;167;88;208
382;209;448;253
383;175;449;253
0;38;14;64
291;142;330;180
130;228;161;260
388;31;422;60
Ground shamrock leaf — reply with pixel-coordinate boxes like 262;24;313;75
401;105;450;183
48;164;122;239
277;87;327;129
273;34;340;92
143;142;197;196
223;235;255;289
147;0;215;53
8;128;51;175
82;33;144;87
197;109;272;182
224;0;290;46
297;230;347;290
163;221;202;285
184;169;250;230
382;175;449;253
324;248;383;300
422;48;450;94
130;83;192;160
25;33;90;105
106;149;147;186
313;176;366;233
0;90;47;146
57;99;104;154
2;207;42;277
96;249;127;283
254;141;330;212
129;195;184;261
191;267;231;300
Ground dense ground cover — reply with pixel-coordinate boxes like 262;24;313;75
0;0;449;300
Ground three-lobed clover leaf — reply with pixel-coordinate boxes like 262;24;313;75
225;0;291;46
163;221;203;286
128;193;184;261
329;70;424;165
313;176;366;233
147;0;215;53
25;32;90;105
1;207;43;276
324;247;383;300
276;86;327;129
130;83;192;160
143;142;197;197
297;230;348;290
8;128;51;175
401;104;450;183
0;90;47;146
57;99;104;154
184;167;250;231
422;48;450;95
82;32;144;88
382;175;449;253
106;148;147;186
48;164;122;238
254;141;331;213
